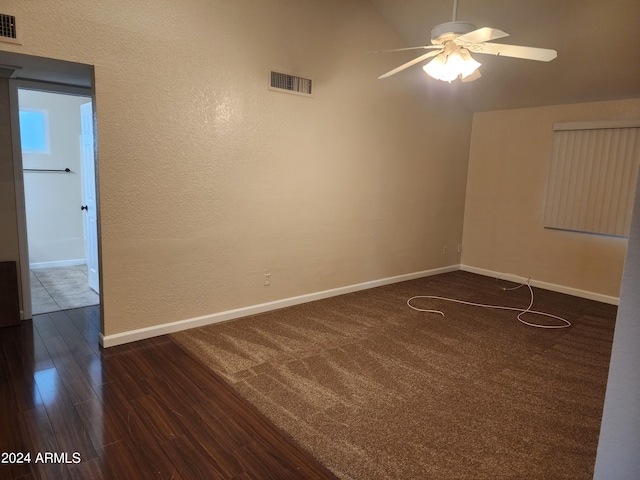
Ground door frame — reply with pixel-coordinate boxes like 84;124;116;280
9;79;102;320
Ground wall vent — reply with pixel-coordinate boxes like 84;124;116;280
269;71;313;96
0;13;20;44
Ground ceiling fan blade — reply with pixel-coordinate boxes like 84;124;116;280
476;42;557;61
377;50;441;79
460;69;481;82
456;27;509;45
368;45;441;54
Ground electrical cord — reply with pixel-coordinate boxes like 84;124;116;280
407;273;571;329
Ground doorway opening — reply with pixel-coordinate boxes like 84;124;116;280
17;88;99;315
1;50;100;326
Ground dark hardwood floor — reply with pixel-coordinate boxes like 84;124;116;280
0;306;338;480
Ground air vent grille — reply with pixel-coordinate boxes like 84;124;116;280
0;13;19;44
270;71;313;96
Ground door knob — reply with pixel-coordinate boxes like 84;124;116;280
81;205;88;211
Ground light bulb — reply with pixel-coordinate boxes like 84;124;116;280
423;48;481;82
423;54;455;82
457;49;481;78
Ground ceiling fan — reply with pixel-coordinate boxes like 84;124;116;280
372;0;557;83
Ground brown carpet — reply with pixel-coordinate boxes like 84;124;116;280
171;271;617;479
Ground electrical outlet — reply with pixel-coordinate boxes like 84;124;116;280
457;244;462;253
442;246;447;255
264;272;271;286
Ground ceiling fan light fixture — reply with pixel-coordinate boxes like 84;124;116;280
423;48;480;82
374;0;557;82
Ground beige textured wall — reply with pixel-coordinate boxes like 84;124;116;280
462;98;640;298
0;0;472;336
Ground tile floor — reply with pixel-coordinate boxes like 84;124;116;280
30;265;99;315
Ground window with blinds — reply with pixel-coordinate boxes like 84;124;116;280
544;121;640;237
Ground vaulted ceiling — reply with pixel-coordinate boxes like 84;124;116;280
370;0;640;111
2;1;638;113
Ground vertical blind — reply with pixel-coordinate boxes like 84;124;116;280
544;121;640;237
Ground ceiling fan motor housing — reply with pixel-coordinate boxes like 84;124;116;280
431;21;477;43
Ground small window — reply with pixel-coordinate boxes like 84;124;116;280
19;109;50;154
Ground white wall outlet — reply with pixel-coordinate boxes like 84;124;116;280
457;244;462;253
264;272;271;286
442;246;447;255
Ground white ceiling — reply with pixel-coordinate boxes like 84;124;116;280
370;0;640;112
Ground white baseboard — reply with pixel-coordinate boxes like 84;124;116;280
99;263;620;347
100;264;459;348
460;264;620;306
30;259;86;270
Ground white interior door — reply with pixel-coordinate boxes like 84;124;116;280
80;101;99;293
